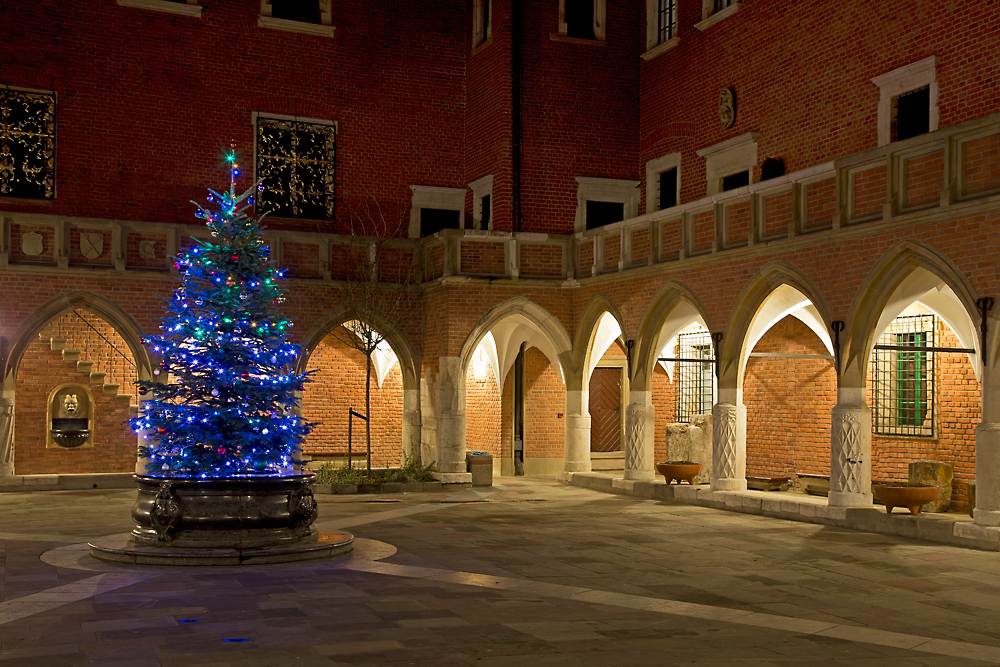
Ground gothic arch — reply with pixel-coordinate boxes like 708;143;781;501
297;306;420;391
459;297;573;388
631;281;712;392
843;241;981;387
572;294;627;391
721;262;835;391
4;290;152;383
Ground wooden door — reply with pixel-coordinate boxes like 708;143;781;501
589;367;621;452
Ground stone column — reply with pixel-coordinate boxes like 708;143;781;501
432;356;471;483
0;395;13;477
623;392;654;481
711;391;746;491
562;388;592;475
828;387;872;507
401;387;422;466
975;363;1000;525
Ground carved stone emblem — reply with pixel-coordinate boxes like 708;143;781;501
138;240;157;260
718;87;736;128
150;481;182;541
80;232;104;260
288;486;318;528
21;231;43;256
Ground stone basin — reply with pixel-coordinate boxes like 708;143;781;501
51;429;90;448
875;483;939;515
656;461;703;485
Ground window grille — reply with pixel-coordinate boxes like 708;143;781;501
872;314;935;437
713;0;734;11
657;0;677;43
676;331;714;423
657;168;677;210
0;89;55;200
255;118;336;220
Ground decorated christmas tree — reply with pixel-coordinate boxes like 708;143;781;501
131;147;313;477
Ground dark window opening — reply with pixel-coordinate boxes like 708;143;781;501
0;89;56;201
658;0;676;43
565;0;594;39
480;0;491;44
713;0;734;12
256;118;336;220
420;208;461;237
657;168;677;210
480;194;491;229
761;157;785;181
586;200;624;230
271;0;320;24
892;86;930;142
721;171;749;192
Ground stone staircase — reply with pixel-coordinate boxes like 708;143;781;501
591;451;625;474
39;327;139;417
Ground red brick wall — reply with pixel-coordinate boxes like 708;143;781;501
762;191;793;239
868;324;979;511
964;133;1000;196
651;363;679;464
852;165;887;220
519;243;564;278
518;0;641;234
301;332;404;467
631;227;651;267
904;150;945;209
725;201;751;248
1;0;466;235
464;358;503;457
524;347;565;459
461;240;507;276
804;178;836;232
744;316;837;479
465;0;514;232
640;0;1000;207
15;318;137;475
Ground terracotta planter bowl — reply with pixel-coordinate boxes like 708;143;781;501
875;483;939;515
656;461;702;485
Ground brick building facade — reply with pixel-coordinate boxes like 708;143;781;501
1;1;999;519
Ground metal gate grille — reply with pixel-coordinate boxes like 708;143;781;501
676;331;714;423
872;314;935;437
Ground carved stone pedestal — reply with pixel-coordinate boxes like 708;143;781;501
88;473;354;565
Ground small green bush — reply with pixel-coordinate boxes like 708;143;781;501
313;457;436;485
314;462;366;485
382;457;437;483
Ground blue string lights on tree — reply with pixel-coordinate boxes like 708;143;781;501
131;143;314;477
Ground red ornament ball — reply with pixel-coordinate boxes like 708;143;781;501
231;254;239;261
157;427;166;434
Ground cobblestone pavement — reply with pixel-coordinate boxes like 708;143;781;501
1;477;1000;665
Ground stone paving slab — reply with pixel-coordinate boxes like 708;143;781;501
0;480;998;664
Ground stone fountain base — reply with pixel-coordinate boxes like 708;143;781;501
89;531;353;566
89;473;354;565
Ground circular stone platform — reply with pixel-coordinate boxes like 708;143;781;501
89;532;354;566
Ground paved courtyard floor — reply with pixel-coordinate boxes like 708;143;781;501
1;477;1000;665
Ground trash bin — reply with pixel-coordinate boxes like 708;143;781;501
466;451;493;487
